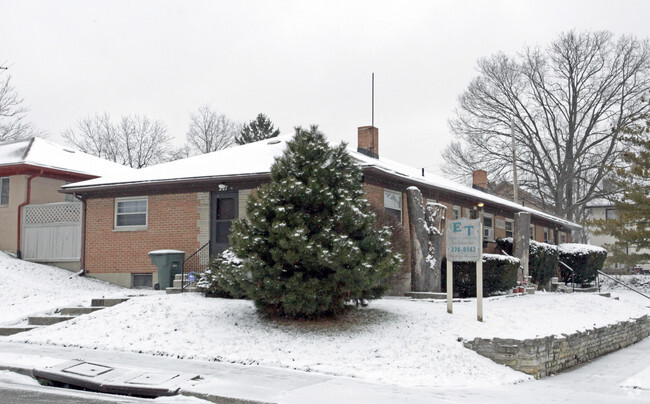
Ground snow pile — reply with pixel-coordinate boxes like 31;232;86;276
620;366;650;391
0;252;152;326
8;292;649;388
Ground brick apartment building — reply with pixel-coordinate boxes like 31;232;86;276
63;127;580;293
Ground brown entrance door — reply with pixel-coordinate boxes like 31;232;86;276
210;191;238;255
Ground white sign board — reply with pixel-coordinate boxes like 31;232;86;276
446;218;481;262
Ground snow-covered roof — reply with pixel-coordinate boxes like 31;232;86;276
0;137;134;178
63;135;580;229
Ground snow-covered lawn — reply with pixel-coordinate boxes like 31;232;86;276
2;252;649;388
0;252;154;326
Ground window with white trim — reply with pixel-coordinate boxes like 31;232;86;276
115;197;148;230
530;224;535;240
0;177;8;206
483;213;495;241
505;219;514;238
384;189;402;223
560;232;567;243
452;205;461;219
544;228;549;243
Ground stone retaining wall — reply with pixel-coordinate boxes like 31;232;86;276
463;315;650;378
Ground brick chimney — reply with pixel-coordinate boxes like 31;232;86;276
472;170;488;192
357;126;379;158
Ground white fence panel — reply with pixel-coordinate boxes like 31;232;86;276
22;202;82;261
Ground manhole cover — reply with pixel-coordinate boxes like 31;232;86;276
126;372;179;385
62;362;114;377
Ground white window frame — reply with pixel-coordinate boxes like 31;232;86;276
384;189;402;223
452;205;461;219
0;177;8;207
544;227;549;243
560;232;567;244
114;197;148;231
483;212;495;241
530;224;535;240
505;219;514;238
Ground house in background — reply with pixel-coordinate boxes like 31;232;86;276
585;199;650;272
0;137;133;270
62;126;580;293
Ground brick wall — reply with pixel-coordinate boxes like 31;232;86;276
84;193;202;278
464;315;650;378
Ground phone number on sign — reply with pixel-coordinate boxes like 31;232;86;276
450;246;476;253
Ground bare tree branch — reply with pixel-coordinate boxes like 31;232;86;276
186;105;239;154
442;30;650;223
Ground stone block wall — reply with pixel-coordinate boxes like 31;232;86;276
463;315;650;378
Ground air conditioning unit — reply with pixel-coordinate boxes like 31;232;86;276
484;228;494;241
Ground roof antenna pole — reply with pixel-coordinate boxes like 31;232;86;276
372;72;374;128
372;73;376;156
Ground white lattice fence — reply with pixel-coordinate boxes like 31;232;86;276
22;202;82;261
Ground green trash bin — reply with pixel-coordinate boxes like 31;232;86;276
148;250;186;290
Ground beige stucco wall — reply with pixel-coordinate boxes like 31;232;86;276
0;175;71;254
0;175;26;253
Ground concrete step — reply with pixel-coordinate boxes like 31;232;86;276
60;307;105;316
165;287;200;295
91;298;130;307
0;326;41;336
28;316;75;326
173;279;194;288
574;287;598;293
404;292;447;300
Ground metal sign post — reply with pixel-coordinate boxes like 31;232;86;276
446;217;484;321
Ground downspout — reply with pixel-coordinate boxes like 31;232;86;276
17;169;43;258
73;192;87;274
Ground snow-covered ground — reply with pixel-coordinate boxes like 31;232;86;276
0;252;154;326
1;253;649;389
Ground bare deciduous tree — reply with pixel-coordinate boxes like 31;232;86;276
442;30;650;223
186;105;239;154
0;70;35;142
63;113;173;168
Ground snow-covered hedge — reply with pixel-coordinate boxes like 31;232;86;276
441;254;519;298
558;243;607;285
497;238;559;288
197;249;252;299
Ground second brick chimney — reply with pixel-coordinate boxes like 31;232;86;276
472;170;488;192
357;126;379;158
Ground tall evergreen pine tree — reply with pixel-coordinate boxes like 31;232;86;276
591;117;650;266
235;113;280;145
230;126;401;318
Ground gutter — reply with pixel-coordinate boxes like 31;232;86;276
17;169;43;258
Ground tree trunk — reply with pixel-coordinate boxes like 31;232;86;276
406;187;445;292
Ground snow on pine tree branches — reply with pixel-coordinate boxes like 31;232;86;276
229;125;401;319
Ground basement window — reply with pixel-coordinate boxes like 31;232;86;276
115;197;148;230
132;273;153;288
384;189;402;223
0;177;8;206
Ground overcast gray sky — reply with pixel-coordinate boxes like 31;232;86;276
3;0;650;176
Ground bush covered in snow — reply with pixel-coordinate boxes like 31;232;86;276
441;254;519;298
197;249;251;298
558;243;607;285
497;238;559;288
229;126;402;319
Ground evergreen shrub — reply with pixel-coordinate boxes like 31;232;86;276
229;126;402;319
496;238;559;288
558;243;607;285
441;254;519;298
197;249;252;298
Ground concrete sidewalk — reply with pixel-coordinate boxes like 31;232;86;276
1;339;649;403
